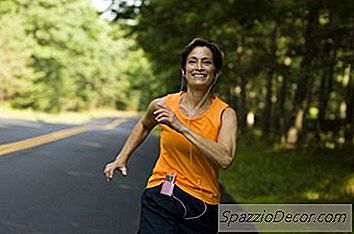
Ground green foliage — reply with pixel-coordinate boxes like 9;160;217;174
0;0;154;112
134;0;239;94
220;145;354;203
2;0;353;146
126;0;354;147
0;13;39;102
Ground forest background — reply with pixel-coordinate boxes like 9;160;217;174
1;0;353;205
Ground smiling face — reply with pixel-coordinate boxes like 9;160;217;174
184;46;216;89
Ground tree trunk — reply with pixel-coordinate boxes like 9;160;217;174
237;74;248;133
285;6;319;147
316;11;337;144
301;74;315;145
262;23;277;138
277;67;289;146
344;64;353;145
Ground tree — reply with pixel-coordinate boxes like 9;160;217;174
0;0;154;112
124;0;354;147
0;13;38;103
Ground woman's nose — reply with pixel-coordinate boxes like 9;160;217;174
196;61;203;70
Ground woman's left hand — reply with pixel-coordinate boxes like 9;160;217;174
153;103;184;132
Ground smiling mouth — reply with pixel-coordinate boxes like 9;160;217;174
192;73;207;78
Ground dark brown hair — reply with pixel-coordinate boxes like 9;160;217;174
180;38;224;75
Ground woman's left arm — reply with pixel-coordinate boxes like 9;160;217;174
154;104;237;169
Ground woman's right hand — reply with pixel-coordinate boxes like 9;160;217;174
104;159;127;182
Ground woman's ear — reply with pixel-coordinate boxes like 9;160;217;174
181;68;185;77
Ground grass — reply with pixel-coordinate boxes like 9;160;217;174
220;144;353;234
220;145;354;203
0;104;138;124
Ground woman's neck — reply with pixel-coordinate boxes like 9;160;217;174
183;88;213;112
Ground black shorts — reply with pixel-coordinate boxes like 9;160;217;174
137;185;218;234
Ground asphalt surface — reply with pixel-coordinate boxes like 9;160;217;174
0;117;161;234
0;117;237;234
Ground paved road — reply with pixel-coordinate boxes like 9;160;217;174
0;117;237;234
0;117;159;234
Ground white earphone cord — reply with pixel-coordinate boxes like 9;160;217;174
185;76;218;164
172;194;207;220
173;74;216;220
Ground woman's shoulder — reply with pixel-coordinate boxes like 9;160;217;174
212;96;237;119
213;95;231;110
156;92;182;104
166;92;183;99
149;92;182;109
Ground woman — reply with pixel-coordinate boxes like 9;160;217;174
104;38;237;234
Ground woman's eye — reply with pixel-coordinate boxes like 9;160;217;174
203;61;212;65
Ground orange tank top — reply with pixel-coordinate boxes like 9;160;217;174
146;92;229;204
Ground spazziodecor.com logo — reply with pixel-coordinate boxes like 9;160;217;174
218;204;352;232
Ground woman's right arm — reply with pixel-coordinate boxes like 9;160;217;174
104;98;163;181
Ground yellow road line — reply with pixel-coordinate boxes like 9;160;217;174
103;118;125;130
0;117;127;156
0;126;91;156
